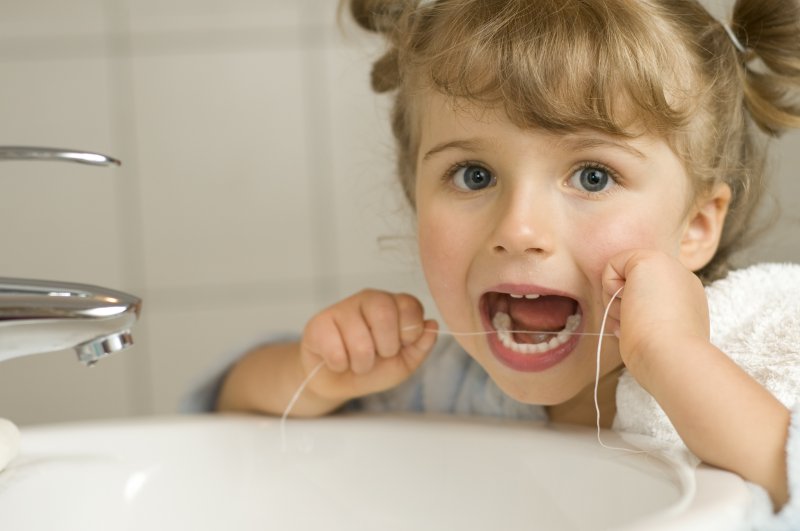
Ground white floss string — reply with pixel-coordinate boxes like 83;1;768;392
593;286;642;453
280;361;324;451
415;329;616;337
280;287;640;454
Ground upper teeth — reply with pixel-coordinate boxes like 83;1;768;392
491;311;581;355
510;293;540;299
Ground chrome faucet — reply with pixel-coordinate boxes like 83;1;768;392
0;278;141;366
0;146;141;366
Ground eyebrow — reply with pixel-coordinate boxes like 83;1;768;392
558;136;647;159
421;138;486;162
421;134;648;162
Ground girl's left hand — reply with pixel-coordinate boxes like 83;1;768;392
601;249;711;382
603;250;791;509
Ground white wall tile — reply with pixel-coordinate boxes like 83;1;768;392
0;0;108;38
0;57;124;287
0;58;115;148
132;49;315;291
145;297;319;414
324;44;422;282
125;0;302;34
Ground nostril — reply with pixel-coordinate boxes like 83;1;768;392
494;244;544;255
524;246;545;254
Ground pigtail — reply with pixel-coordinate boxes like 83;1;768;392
731;0;800;136
349;0;410;93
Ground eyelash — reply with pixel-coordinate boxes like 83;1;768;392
568;161;624;197
442;161;495;190
441;160;625;195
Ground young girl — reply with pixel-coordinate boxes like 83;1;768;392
213;0;800;526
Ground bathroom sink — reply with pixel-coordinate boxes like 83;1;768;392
0;414;750;530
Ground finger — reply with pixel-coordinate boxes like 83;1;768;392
372;319;438;387
409;319;438;361
361;291;401;359
601;260;627;303
396;293;426;346
302;314;349;373
605;294;622;323
335;310;377;375
602;299;622;338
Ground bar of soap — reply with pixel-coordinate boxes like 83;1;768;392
0;418;20;472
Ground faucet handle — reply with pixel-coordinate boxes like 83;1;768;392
0;146;121;167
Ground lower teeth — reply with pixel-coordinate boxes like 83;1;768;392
491;312;581;354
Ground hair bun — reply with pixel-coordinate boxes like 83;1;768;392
371;49;401;92
733;0;800;135
349;0;405;33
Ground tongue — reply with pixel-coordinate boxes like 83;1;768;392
508;296;576;331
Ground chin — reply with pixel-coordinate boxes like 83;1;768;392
485;364;586;406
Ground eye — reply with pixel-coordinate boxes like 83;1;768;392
569;165;616;194
451;164;495;191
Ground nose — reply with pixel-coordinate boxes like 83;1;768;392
490;189;554;256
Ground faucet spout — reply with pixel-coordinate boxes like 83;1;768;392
76;332;134;366
0;278;141;366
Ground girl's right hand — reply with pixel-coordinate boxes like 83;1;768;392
299;289;439;403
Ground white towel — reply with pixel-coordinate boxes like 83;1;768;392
614;262;800;444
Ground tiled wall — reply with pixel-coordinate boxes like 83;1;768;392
0;1;797;426
0;0;432;425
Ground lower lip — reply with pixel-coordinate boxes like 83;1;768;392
481;314;582;373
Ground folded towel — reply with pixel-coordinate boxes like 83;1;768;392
614;262;800;444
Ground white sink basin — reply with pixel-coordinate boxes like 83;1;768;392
0;414;750;530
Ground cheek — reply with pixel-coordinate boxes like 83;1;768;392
570;210;682;281
417;209;462;294
416;205;482;330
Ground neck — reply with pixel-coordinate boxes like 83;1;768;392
546;365;624;428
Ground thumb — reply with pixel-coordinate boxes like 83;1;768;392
401;318;439;371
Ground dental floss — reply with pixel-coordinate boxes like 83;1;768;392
404;327;616;338
280;288;640;454
280;361;325;451
593;286;641;453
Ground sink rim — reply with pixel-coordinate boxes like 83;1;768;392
3;413;751;531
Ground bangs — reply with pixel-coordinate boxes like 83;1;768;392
410;0;694;137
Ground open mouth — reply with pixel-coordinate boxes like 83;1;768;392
483;291;582;354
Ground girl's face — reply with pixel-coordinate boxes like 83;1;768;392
414;92;697;406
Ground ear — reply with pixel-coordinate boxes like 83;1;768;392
679;183;732;272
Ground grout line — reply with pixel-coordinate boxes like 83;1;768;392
105;0;154;416
0;25;341;62
141;266;428;311
301;2;340;306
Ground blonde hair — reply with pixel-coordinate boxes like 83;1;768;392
349;0;800;282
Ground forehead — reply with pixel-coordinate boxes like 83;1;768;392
417;91;666;162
